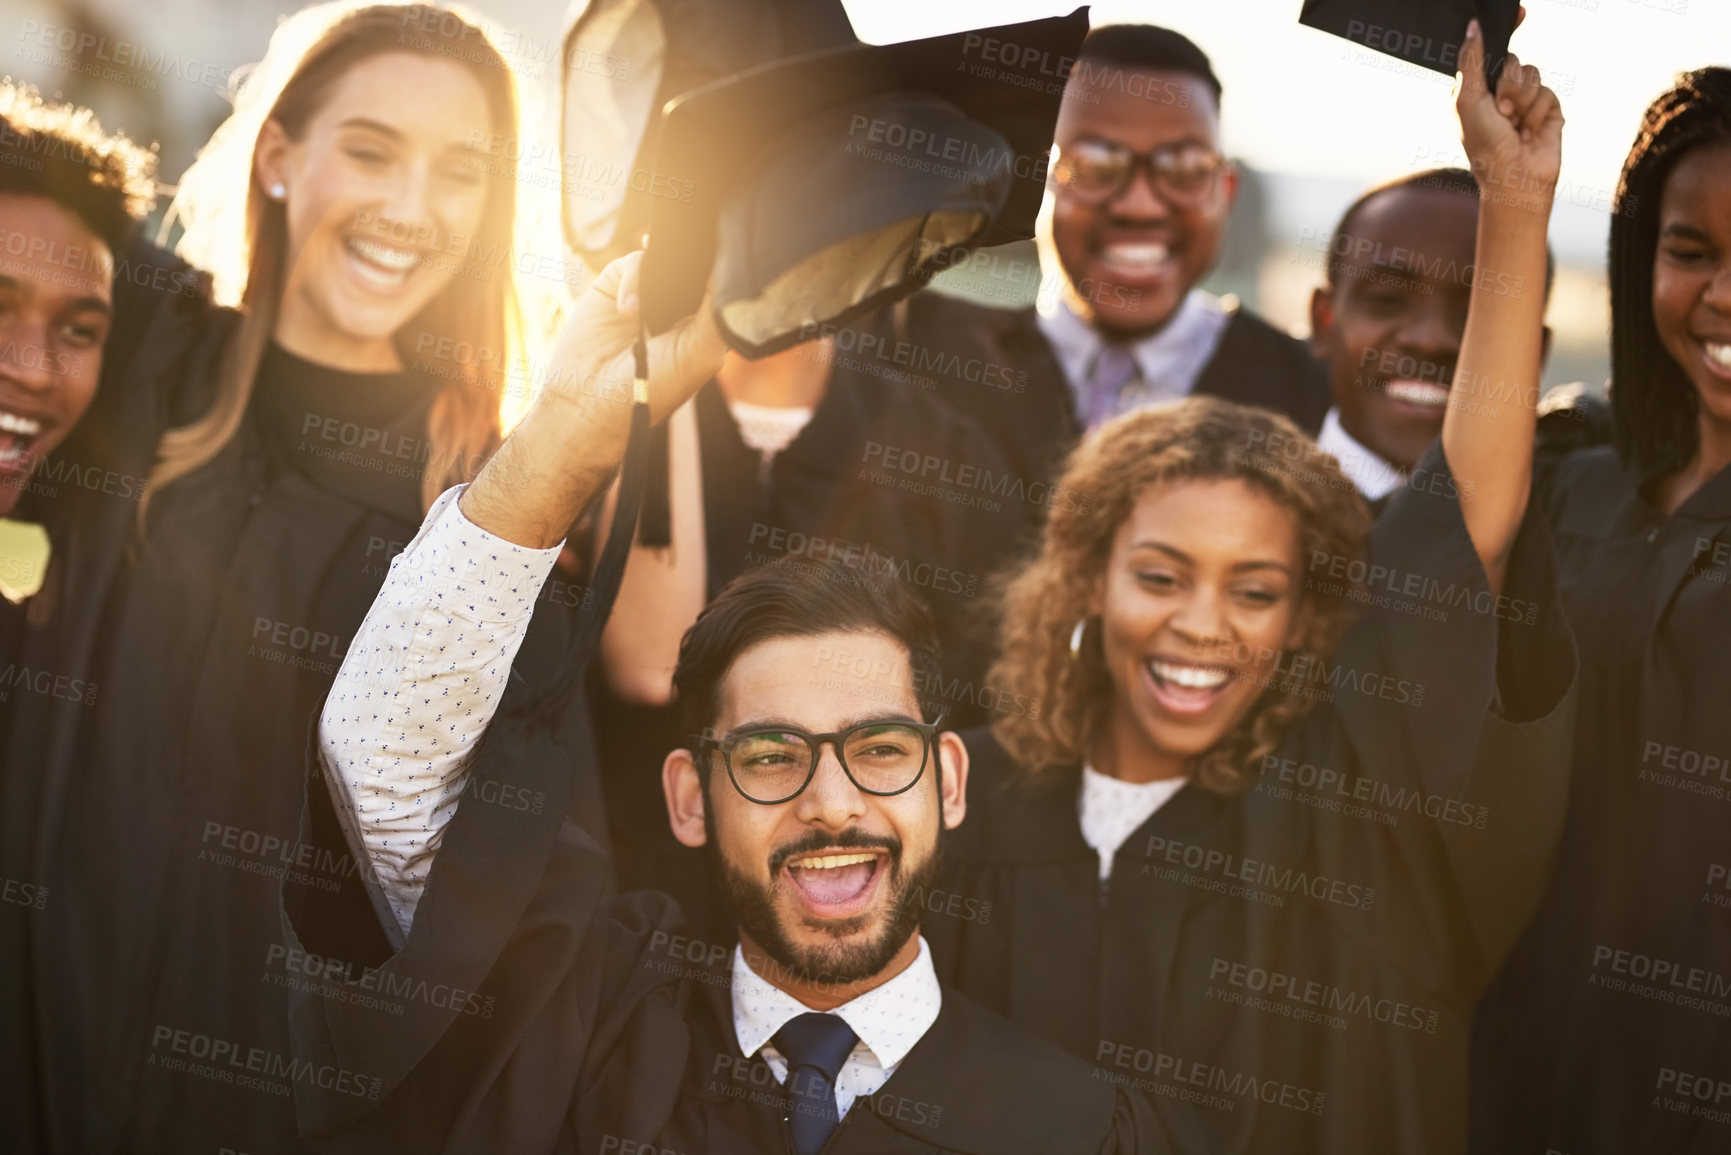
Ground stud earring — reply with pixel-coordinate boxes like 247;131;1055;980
268;182;286;200
1069;617;1089;660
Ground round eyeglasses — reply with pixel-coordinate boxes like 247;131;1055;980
1051;138;1227;207
696;714;947;805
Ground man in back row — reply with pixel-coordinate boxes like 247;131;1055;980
897;23;1330;523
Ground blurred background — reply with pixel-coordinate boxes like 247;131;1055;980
3;0;1727;393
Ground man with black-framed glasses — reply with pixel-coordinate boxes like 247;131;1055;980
281;433;1191;1151
893;24;1330;538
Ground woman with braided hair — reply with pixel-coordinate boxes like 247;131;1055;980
1472;66;1731;1155
922;25;1579;1154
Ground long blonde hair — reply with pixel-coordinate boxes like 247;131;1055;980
149;2;521;514
989;398;1372;794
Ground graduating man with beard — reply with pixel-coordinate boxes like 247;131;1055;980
276;250;1188;1153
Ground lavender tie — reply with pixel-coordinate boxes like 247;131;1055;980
1082;344;1141;430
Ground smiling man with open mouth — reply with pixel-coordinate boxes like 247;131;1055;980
0;84;155;524
1309;167;1555;507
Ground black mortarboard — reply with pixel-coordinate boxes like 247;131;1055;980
1299;0;1518;90
560;0;858;271
638;8;1091;356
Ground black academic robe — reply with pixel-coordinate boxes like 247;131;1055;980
0;239;223;1152
889;291;1332;539
0;265;595;1153
924;445;1578;1154
1472;447;1731;1155
278;677;1187;1155
594;363;1025;944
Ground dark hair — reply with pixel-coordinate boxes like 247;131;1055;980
671;557;944;757
1325;167;1556;300
1075;24;1222;108
0;82;157;255
1610;66;1731;477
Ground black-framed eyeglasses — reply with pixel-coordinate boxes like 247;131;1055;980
1051;138;1227;206
695;712;948;805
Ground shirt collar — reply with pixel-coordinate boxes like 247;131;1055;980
1317;408;1407;501
731;936;941;1071
1036;289;1229;403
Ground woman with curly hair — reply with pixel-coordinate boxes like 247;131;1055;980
1472;66;1731;1155
923;27;1578;1155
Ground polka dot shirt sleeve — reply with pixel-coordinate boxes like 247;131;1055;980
318;484;563;940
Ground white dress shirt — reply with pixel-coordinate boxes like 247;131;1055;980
1036;288;1232;425
732;937;943;1118
1078;764;1188;881
319;486;563;941
318;490;949;1104
1316;407;1407;502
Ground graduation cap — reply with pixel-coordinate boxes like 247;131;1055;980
559;0;858;272
520;9;1088;702
638;8;1092;357
1300;0;1518;90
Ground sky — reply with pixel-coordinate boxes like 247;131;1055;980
846;0;1728;213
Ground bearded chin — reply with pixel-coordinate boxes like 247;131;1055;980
713;841;937;988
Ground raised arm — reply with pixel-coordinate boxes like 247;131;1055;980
317;254;724;942
459;254;724;548
1445;20;1564;593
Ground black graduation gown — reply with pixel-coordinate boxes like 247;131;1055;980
0;319;593;1153
0;239;224;1152
594;363;1025;944
924;444;1578;1154
277;676;1187;1155
888;291;1333;540
1472;447;1731;1155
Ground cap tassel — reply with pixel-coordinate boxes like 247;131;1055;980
511;330;654;725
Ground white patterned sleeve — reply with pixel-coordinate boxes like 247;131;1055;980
318;484;563;940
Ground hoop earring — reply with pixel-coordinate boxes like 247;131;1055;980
1069;617;1089;660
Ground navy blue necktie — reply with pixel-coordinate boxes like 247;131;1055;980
773;1012;858;1155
